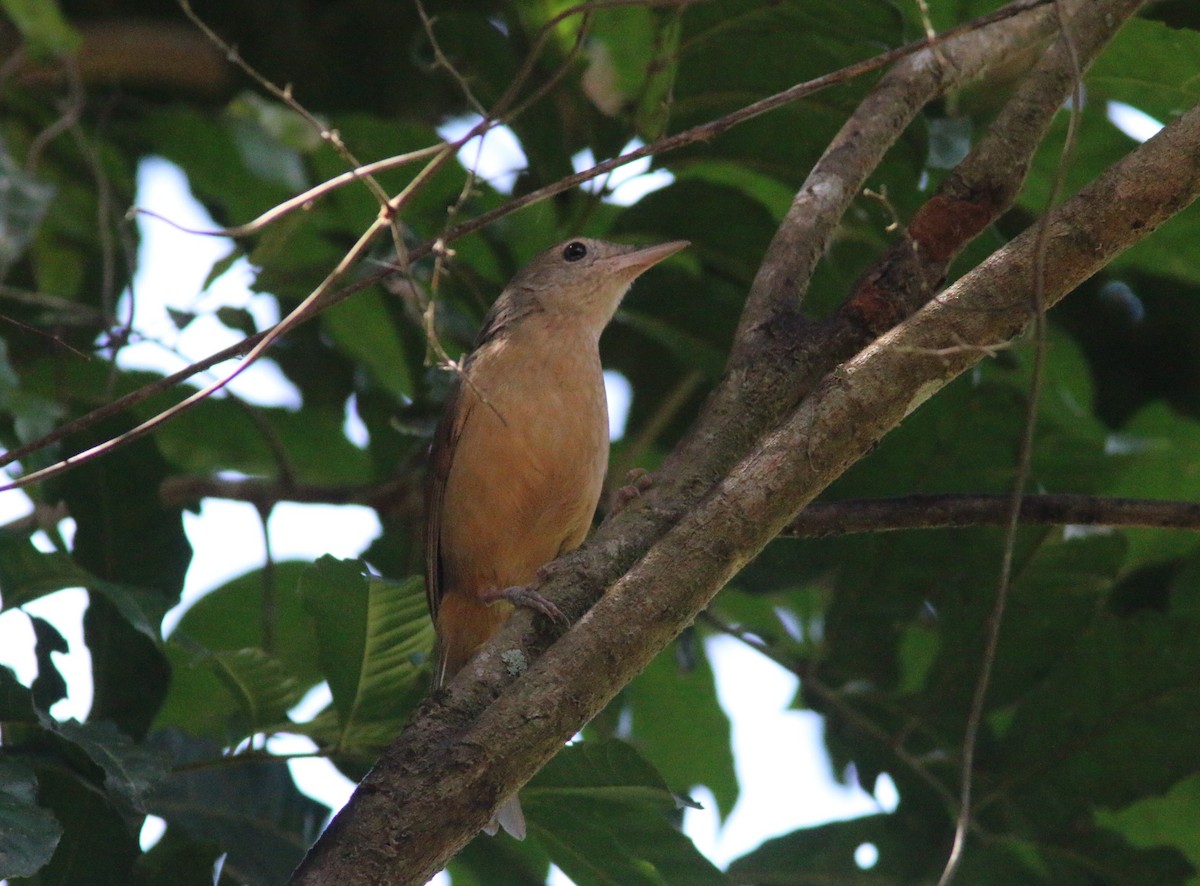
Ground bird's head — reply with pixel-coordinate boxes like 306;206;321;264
506;237;689;337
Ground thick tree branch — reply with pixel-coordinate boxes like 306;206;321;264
785;494;1200;537
288;81;1200;886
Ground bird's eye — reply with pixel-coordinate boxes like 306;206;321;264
562;241;588;262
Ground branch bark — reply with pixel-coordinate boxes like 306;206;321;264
289;42;1200;886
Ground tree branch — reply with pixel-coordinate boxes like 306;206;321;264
651;0;1092;517
288;70;1200;886
157;474;416;513
784;494;1200;537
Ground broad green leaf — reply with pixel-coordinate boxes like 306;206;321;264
728;812;1193;885
48;416;184;738
0;531;167;641
321;288;414;402
1088;18;1200;119
299;557;433;750
0;759;61;880
1100;771;1200;874
25;766;141;886
999;611;1200;827
524;741;727;886
158;563;322;740
166;562;322;685
728;813;931;883
1104;404;1200;564
622;641;738;820
148;730;328;886
0;0;81;60
134;827;231;886
207;648;308;737
43;715;171;812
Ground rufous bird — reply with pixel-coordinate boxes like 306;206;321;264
424;236;688;838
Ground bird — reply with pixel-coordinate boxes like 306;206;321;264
424;236;688;839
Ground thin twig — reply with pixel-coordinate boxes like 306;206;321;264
938;1;1086;881
176;0;391;209
130;147;445;239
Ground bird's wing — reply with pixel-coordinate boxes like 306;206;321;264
424;376;473;621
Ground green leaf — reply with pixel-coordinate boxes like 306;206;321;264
47;415;187;736
0;759;61;880
42;716;171;812
208;648;308;736
167;562;323;686
1100;770;1200;874
25;766;141;886
1087;19;1200;119
621;640;738;820
157;562;322;740
728;813;928;884
0;0;82;60
999;611;1200;827
134;827;230;886
0;665;36;723
321;288;414;402
299;558;433;750
524;741;728;886
148;730;328;886
0;530;168;642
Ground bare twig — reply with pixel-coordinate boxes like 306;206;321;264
938;5;1107;882
157;474;412;510
176;0;391;209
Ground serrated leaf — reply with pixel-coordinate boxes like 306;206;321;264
299;557;433;751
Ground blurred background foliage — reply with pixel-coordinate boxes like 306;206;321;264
2;0;1200;883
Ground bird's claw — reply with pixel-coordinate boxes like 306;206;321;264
483;583;569;627
611;468;654;515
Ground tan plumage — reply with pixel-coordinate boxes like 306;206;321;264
423;237;687;838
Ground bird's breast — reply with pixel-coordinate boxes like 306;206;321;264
438;328;610;593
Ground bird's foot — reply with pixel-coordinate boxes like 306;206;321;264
611;468;654;515
481;583;569;627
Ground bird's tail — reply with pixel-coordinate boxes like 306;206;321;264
484;795;526;840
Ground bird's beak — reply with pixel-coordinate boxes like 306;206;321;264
605;240;690;276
